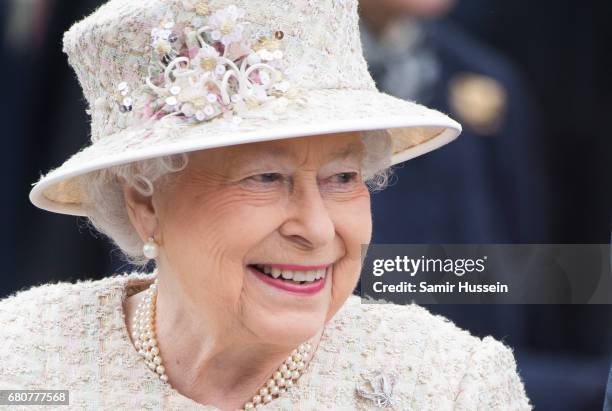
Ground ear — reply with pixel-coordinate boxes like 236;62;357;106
122;180;159;243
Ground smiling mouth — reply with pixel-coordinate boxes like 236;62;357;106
247;264;328;285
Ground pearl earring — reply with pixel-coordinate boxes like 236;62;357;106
143;237;159;259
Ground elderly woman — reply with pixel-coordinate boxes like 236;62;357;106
0;0;531;410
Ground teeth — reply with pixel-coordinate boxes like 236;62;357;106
254;265;327;283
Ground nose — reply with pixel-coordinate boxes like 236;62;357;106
278;176;335;249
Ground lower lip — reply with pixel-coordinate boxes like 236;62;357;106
248;266;329;295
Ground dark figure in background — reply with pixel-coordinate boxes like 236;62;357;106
358;0;609;410
360;0;547;244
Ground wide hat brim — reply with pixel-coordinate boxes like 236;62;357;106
30;88;461;217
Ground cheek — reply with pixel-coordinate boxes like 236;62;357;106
159;187;283;302
165;185;280;249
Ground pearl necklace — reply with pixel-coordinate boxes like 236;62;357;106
132;278;314;411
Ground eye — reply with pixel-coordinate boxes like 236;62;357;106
248;173;283;183
331;172;359;184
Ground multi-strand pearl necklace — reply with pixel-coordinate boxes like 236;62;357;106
132;278;314;410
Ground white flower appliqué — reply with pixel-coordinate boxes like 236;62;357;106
206;4;246;45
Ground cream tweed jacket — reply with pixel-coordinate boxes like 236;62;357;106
0;272;531;410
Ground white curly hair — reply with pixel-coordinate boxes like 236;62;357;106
80;131;396;266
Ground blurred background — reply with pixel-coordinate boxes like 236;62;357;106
1;0;611;409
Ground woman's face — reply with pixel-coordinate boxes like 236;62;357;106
152;132;372;347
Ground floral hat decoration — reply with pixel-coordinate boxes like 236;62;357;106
30;0;461;216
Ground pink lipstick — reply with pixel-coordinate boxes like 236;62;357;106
247;265;329;295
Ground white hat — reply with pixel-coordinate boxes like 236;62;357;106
29;0;461;217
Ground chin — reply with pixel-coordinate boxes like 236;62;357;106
238;301;328;348
240;265;332;344
256;314;325;348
